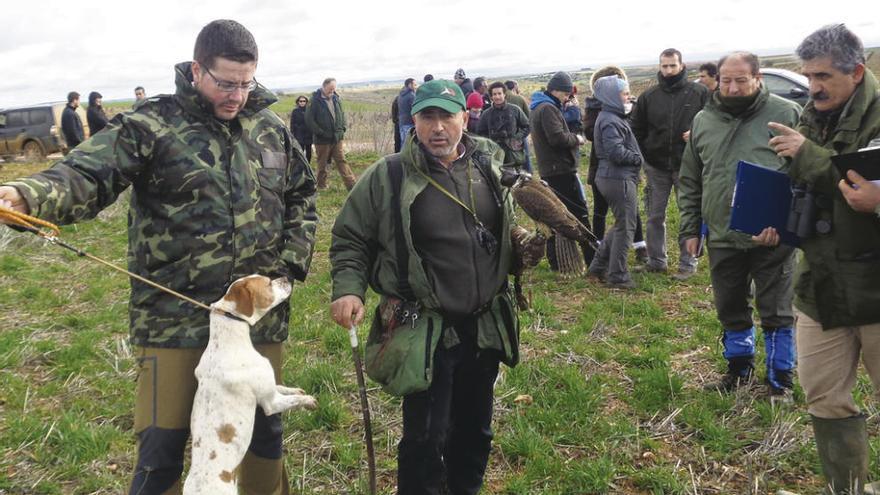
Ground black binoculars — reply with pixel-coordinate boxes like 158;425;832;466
787;184;819;238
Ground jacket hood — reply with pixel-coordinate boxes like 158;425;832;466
173;62;277;120
529;90;558;111
399;87;415;97
594;75;626;115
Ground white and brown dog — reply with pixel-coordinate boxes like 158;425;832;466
183;275;317;494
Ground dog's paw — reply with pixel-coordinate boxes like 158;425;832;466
299;395;318;411
276;385;307;396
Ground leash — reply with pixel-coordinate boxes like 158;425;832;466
348;324;377;495
0;205;213;312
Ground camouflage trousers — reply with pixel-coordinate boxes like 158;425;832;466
129;344;290;495
314;142;356;190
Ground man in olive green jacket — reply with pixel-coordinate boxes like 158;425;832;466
330;80;524;495
0;20;317;494
679;52;801;400
759;25;880;495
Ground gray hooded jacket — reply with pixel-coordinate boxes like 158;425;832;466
593;75;643;181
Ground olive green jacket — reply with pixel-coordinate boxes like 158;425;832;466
329;134;520;366
679;86;801;248
788;70;880;328
5;62;318;348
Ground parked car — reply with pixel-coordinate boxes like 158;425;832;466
759;68;810;107
0;103;90;160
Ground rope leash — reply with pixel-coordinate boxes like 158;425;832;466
0;205;212;312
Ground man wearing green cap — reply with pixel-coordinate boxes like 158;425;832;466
329;79;527;494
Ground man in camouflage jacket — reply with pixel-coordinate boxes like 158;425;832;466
0;20;317;494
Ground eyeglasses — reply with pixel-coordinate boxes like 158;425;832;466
203;66;258;93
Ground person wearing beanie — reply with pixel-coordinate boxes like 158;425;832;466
454;67;475;96
466;91;484;134
529;71;595;272
586;75;644;289
86;91;109;135
330;78;527;495
630;48;709;280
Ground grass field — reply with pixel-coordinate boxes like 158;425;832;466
0;140;878;493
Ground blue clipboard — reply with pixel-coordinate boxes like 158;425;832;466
728;160;800;247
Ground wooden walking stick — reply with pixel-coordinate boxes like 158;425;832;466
348;324;377;495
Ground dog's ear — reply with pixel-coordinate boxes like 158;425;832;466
225;282;254;317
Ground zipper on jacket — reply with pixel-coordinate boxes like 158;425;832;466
424;319;434;380
224;138;237;281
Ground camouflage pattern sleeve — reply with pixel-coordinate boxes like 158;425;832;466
5;113;151;224
281;136;318;281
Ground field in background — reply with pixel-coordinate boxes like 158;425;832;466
3;50;880;493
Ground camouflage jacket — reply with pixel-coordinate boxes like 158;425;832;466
6;62;318;348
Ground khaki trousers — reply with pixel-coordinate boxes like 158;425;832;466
314;142;356;190
131;344;290;495
796;309;880;419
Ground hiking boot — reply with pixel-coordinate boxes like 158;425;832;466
586;270;606;283
671;268;697;281
605;279;636;290
704;357;754;392
703;372;751;392
632;264;666;274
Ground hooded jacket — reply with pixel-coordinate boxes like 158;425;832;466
593;76;643;181
786;70;880;328
290;104;312;146
630;71;709;171
678;85;801;248
5;62;318;348
529;91;580;178
305;88;346;144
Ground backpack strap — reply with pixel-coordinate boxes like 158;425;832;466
386;153;416;301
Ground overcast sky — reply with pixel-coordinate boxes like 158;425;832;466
2;0;878;108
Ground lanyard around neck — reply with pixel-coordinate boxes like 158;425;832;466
413;158;484;228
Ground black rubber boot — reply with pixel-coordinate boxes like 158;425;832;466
813;415;869;494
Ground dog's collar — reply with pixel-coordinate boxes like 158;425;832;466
212;308;252;325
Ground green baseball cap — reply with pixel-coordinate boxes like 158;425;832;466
411;79;466;116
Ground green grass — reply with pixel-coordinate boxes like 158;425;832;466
0;143;877;494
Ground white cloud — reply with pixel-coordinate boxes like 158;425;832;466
1;0;878;107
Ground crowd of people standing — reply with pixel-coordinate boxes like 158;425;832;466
2;18;879;495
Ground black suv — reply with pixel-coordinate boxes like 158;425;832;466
0;103;89;160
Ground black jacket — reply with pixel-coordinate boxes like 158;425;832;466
61;105;84;147
289;106;312;146
529;91;580;178
86;106;108;135
630;73;708;171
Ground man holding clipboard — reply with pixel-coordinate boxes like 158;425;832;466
757;24;880;495
678;51;801;400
